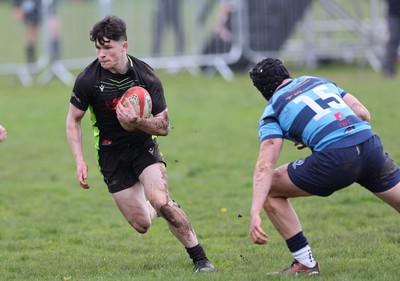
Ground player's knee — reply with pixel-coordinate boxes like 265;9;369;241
151;198;179;213
273;166;286;184
131;220;151;234
130;219;151;234
269;165;292;197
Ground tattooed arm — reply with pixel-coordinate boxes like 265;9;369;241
116;101;170;136
133;109;170;136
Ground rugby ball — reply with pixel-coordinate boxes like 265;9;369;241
119;86;152;131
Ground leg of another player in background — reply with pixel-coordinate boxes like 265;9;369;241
152;0;165;55
383;16;400;77
48;14;61;61
170;0;184;54
26;22;39;63
265;163;317;268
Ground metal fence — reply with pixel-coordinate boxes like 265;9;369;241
0;0;387;85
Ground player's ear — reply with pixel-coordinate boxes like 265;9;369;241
121;40;128;51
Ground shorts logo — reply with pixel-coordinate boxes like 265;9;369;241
108;180;118;186
292;158;305;170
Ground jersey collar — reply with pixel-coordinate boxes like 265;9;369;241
127;56;134;68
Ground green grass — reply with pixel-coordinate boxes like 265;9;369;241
0;65;399;281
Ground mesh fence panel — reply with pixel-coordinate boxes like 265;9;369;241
0;0;387;85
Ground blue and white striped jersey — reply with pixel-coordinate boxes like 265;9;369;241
258;76;374;151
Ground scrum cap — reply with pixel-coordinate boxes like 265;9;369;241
249;58;291;100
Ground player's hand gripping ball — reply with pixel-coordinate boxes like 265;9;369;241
118;86;152;131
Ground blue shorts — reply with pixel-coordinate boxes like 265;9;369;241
288;135;400;197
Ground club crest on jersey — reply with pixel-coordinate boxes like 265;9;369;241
292;158;305;169
334;112;345;121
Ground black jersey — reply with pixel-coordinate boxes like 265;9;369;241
70;55;167;151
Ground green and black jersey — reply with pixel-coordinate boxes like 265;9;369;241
70;55;167;151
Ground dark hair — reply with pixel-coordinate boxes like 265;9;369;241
249;58;291;100
90;15;127;45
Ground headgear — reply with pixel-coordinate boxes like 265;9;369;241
249;58;291;100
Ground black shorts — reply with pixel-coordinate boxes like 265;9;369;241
288;135;400;196
98;138;166;193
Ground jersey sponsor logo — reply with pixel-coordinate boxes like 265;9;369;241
339;119;353;128
285;79;325;100
285;80;310;100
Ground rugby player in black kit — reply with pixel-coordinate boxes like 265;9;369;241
66;15;214;273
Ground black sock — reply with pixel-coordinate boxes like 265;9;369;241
285;231;308;253
26;46;35;63
186;244;207;263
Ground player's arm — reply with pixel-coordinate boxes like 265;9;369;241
116;101;170;136
343;93;370;122
250;138;283;245
66;104;90;189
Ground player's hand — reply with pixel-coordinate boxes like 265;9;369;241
116;100;138;125
294;141;307;150
76;161;90;189
250;213;268;245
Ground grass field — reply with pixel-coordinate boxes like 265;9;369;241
0;64;399;281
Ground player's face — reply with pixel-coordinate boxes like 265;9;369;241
95;38;127;72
